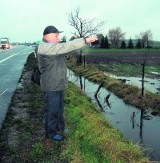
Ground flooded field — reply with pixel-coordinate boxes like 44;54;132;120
67;69;160;161
107;73;160;94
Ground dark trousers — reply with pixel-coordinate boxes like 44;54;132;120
44;90;65;138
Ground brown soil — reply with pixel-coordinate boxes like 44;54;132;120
84;51;160;65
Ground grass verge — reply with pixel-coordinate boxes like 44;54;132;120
63;82;148;163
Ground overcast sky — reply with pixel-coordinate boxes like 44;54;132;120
0;0;159;43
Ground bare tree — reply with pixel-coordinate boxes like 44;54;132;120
68;7;106;37
108;27;125;48
68;7;105;64
140;30;153;48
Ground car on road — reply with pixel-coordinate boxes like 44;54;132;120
0;37;11;49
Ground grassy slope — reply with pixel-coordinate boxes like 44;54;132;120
64;82;148;163
0;53;148;162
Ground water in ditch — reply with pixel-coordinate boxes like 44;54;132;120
107;73;160;94
67;69;160;161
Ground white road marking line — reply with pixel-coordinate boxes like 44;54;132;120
0;89;8;95
0;48;28;64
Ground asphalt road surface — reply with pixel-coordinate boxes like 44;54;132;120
0;45;34;129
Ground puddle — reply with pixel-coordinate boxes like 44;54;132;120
106;73;160;94
67;69;160;161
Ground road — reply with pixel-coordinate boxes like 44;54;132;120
0;45;34;129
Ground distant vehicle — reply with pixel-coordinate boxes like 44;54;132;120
0;37;11;49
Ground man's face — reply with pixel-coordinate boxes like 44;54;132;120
44;33;60;44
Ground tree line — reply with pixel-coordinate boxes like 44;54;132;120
89;28;153;49
60;7;156;49
94;28;153;49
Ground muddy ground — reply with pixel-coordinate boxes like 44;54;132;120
83;51;160;65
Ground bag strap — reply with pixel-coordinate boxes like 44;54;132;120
33;46;39;62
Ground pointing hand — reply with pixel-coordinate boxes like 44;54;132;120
85;36;98;43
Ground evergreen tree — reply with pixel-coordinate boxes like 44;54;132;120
100;35;105;48
69;36;76;41
59;36;67;43
136;39;142;48
120;40;126;49
104;35;110;48
128;38;134;48
91;34;103;48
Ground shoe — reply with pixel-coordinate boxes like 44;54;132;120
53;134;64;141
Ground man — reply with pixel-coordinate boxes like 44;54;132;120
38;25;98;141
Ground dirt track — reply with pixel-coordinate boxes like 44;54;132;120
84;51;160;65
